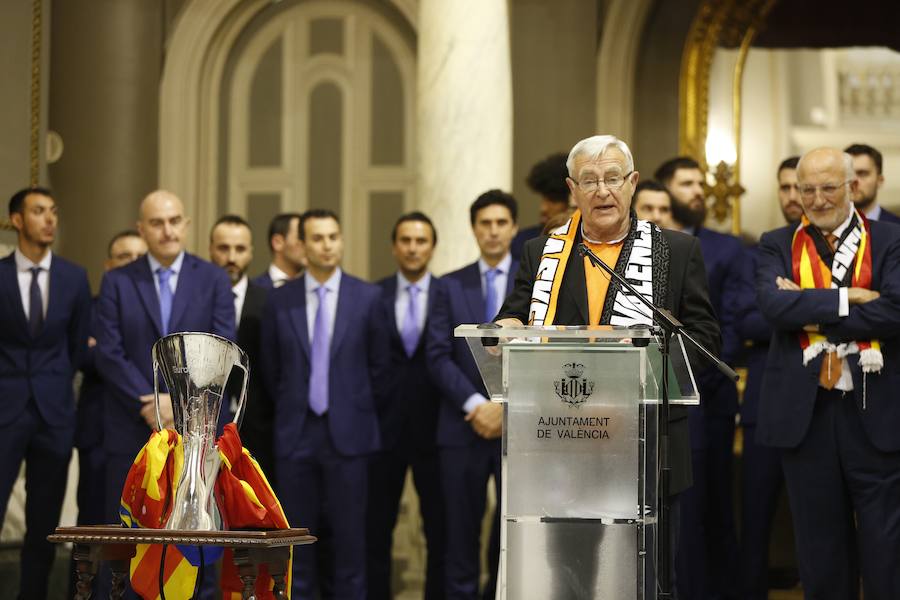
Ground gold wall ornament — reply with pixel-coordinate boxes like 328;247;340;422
705;160;746;224
679;0;779;234
30;0;43;187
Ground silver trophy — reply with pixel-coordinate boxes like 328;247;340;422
151;332;249;530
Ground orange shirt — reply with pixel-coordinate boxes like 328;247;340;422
583;239;625;325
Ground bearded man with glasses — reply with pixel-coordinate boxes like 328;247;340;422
756;146;900;598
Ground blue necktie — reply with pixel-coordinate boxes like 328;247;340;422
157;267;173;335
309;286;330;415
484;268;500;323
401;283;421;357
28;267;43;337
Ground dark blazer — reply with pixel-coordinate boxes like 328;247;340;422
755;220;900;451
0;252;91;427
426;259;518;447
496;229;721;493
75;300;105;449
260;273;390;458
251;271;274;290
510;224;542;262
735;245;772;426
376;274;443;452
876;206;900;224
95;252;235;456
694;227;743;416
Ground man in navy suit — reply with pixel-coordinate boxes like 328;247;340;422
0;187;91;599
251;212;305;289
427;189;519;600
510;153;570;261
756;147;900;598
95;190;235;525
656;156;742;599
368;212;446;600
844;143;900;224
261;209;389;599
735;156;800;599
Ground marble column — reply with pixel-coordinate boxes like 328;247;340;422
417;0;513;275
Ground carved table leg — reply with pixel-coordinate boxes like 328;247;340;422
72;544;98;600
233;548;258;600
108;560;129;600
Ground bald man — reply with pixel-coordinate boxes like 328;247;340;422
757;147;900;597
95;190;235;528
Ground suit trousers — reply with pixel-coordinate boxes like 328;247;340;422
739;424;785;600
0;399;73;600
277;412;368;600
781;388;900;600
367;439;446;600
440;437;501;600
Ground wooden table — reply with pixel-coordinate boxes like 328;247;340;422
48;525;316;599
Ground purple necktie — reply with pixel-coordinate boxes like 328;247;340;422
309;285;330;415
157;267;173;335
401;283;421;357
484;268;500;323
28;267;43;337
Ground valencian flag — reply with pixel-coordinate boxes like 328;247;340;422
120;424;291;599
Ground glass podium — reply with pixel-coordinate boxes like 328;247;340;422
455;325;699;600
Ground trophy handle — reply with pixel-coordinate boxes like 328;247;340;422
153;358;164;431
231;362;250;430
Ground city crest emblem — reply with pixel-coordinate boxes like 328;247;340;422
554;362;594;408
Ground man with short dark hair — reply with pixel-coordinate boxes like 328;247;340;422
208;214;274;478
261;208;389;599
844;143;900;224
775;156;803;224
252;212;306;288
0;187;91;599
428;189;519;599
368;211;446;600
633;180;674;228
511;153;571;260
756;146;900;597
655;156;742;599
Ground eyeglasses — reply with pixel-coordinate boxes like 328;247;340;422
573;171;633;193
798;181;850;200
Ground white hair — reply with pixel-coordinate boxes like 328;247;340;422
566;135;635;177
796;149;855;181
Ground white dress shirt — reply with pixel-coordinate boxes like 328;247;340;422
15;247;51;320
269;264;292;288
232;275;248;328
305;269;342;343
464;253;513;414
824;211;856;391
865;204;882;221
395;271;431;335
147;251;185;299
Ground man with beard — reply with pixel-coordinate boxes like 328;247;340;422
0;187;91;600
844;143;900;224
655;156;742;600
756;147;900;597
208;214;274;478
496;135;720;596
735;156;800;599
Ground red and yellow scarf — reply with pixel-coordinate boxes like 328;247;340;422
790;209;883;374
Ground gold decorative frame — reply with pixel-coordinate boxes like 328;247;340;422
678;0;778;234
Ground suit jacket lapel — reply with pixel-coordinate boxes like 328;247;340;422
0;256;28;338
134;257;163;337
330;277;352;358
462;264;485;323
44;259;65;337
383;276;401;343
168;254;194;332
288;285;311;358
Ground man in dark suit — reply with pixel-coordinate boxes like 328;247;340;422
495;137;720;594
656;156;741;599
208;214;273;478
510;153;571;261
95;190;235;525
0;187;91;599
427;189;519;600
756;146;900;598
368;211;446;600
735;156;800;600
844;143;900;224
261;209;389;599
251;212;305;289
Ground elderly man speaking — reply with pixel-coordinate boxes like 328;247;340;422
495;135;721;565
756;147;900;599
